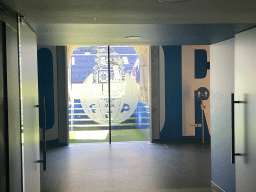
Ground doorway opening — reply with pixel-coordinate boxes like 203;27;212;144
68;45;151;143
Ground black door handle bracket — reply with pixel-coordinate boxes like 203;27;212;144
231;93;246;164
37;97;46;171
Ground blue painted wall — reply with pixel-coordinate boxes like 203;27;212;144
195;49;210;79
160;45;183;139
160;45;210;140
37;48;55;130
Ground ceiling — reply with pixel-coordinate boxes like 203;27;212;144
1;0;256;45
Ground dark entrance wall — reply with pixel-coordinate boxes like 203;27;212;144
0;10;22;191
0;20;8;192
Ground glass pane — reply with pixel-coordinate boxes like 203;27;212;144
110;46;151;142
68;46;110;143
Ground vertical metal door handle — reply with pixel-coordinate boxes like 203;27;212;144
231;93;244;164
37;96;46;171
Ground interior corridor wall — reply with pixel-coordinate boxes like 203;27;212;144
37;46;59;143
6;22;22;192
210;39;235;192
56;46;69;145
0;20;8;192
0;12;22;192
158;45;210;140
37;46;69;145
0;11;22;192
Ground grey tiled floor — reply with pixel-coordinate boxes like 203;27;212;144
41;141;214;192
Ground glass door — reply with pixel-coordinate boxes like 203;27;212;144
68;45;150;143
109;46;150;142
69;46;110;143
19;17;41;191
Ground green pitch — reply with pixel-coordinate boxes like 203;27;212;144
69;129;147;143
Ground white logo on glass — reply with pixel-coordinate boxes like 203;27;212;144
80;48;139;125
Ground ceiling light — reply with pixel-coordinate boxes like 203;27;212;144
125;36;143;39
159;0;188;2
